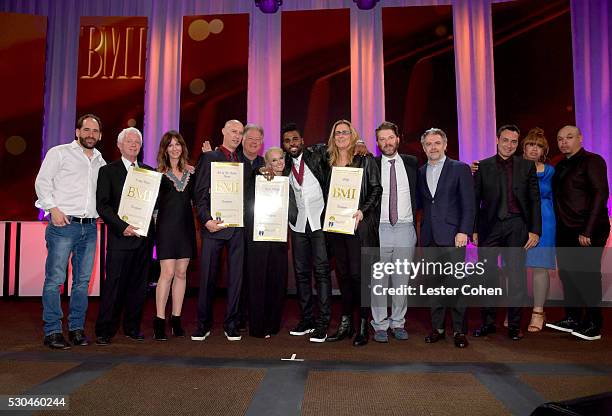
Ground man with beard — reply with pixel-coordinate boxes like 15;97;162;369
35;114;106;349
281;123;332;342
371;121;418;343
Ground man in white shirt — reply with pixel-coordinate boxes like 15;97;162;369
35;114;106;349
371;121;418;343
281;123;332;343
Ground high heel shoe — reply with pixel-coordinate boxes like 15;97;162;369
170;315;185;337
153;317;168;341
326;315;354;342
353;318;369;347
528;311;545;332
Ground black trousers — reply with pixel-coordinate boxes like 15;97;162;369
327;232;369;320
290;224;332;328
95;242;152;338
425;244;468;334
197;230;244;332
556;222;609;330
479;215;528;329
247;241;287;337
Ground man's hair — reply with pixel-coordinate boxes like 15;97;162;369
117;127;143;144
281;122;301;138
420;127;448;144
375;121;399;138
76;114;102;130
497;124;520;138
244;123;264;137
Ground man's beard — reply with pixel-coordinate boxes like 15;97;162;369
79;136;96;149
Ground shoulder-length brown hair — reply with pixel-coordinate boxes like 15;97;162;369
327;119;359;167
157;130;189;173
522;127;549;162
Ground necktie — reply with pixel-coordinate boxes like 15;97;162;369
291;157;305;186
130;162;136;167
389;159;398;226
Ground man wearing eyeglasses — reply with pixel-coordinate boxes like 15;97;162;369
35;114;106;349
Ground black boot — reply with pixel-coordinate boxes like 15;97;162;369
170;315;185;337
353;318;369;347
153;317;167;341
326;315;354;342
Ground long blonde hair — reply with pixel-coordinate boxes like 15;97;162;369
327;119;359;167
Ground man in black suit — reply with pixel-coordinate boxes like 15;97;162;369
370;121;418;343
95;127;154;345
418;128;475;348
547;125;610;341
192;119;251;342
281;123;332;343
472;124;541;341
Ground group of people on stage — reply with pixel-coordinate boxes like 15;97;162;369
35;113;610;350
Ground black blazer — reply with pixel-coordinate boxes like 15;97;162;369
474;154;541;240
283;144;330;228
96;159;154;250
239;152;265;234
194;149;252;240
374;153;419;230
553;148;610;237
418;157;475;247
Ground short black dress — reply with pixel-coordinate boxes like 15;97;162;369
156;170;197;260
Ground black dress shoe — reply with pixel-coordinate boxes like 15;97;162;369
43;333;71;350
95;336;111;346
68;329;89;346
472;324;496;337
425;331;446;343
125;331;145;341
508;327;523;341
352;318;369;347
454;333;469;348
327;315;355;342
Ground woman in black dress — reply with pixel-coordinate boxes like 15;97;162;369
324;120;382;346
153;130;197;340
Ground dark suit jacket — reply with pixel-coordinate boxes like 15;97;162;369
283;144;330;228
239;152;265;235
474;154;541;240
374;153;418;230
194;149;253;240
96;159;154;250
553;148;610;237
418;157;475;247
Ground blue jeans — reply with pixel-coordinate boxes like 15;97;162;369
42;222;97;335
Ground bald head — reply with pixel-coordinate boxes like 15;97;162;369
221;119;244;152
557;125;583;157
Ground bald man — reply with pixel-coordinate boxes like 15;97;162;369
547;125;610;341
192;120;251;342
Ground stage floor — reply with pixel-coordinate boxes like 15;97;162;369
1;297;611;415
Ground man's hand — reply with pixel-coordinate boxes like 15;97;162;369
455;232;468;248
205;219;225;233
472;233;478;246
524;232;540;249
123;224;141;237
353;210;364;230
470;161;479;174
259;166;275;181
202;140;212;153
49;207;69;226
578;234;591;247
354;142;368;156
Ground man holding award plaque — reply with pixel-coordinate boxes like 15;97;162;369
192;119;250;342
95;127;156;345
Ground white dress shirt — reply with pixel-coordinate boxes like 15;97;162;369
380;153;413;224
289;153;325;233
35;140;106;217
121;157;138;170
426;155;446;197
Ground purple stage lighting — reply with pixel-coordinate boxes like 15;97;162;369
255;0;282;14
353;0;380;10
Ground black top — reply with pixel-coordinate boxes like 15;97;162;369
156;170;197;260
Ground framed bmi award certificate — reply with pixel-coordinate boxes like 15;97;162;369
210;162;244;227
323;166;363;235
117;167;162;237
253;176;289;242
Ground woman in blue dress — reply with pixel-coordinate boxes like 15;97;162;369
523;128;555;332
